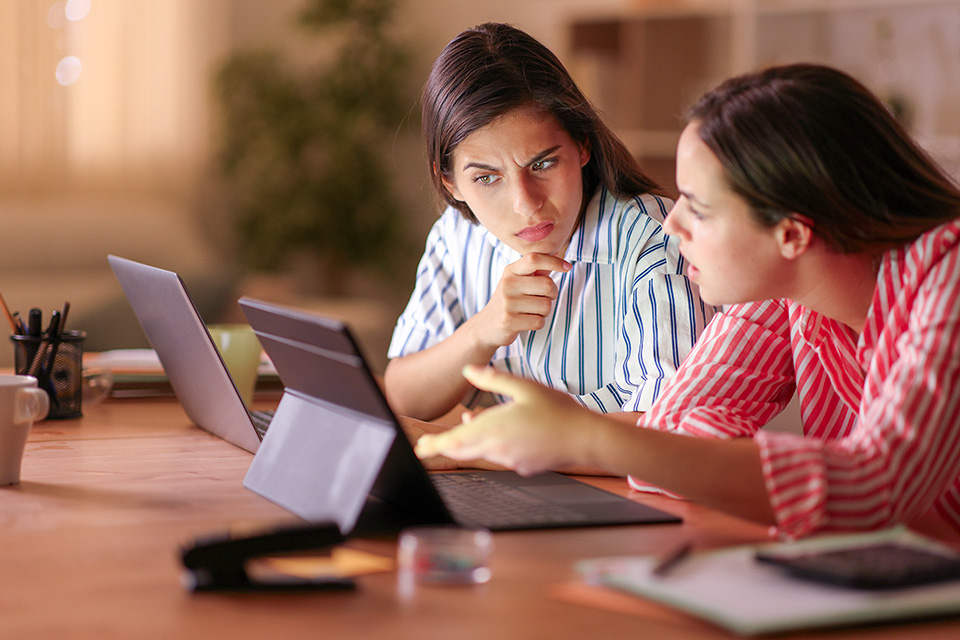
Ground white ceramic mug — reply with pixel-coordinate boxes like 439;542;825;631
0;375;50;485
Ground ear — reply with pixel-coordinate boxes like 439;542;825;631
775;214;814;260
440;173;465;203
579;138;592;168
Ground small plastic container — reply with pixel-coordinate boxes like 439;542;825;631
397;526;493;585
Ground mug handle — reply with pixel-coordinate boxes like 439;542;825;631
15;388;50;424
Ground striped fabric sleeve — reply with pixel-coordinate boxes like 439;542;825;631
628;299;797;493
756;240;960;539
636;299;797;436
387;218;463;359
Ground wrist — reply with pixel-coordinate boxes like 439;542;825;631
576;412;624;473
460;313;503;357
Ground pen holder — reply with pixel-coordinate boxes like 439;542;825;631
10;331;85;419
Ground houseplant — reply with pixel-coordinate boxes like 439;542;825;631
213;0;413;293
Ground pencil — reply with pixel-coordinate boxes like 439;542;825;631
652;542;693;577
0;291;19;334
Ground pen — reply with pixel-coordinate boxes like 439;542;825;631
652;542;693;577
28;311;60;378
44;310;61;338
0;291;18;334
28;308;42;337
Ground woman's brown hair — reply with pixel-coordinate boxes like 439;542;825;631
689;63;960;253
422;22;659;223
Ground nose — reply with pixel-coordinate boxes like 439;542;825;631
513;173;544;218
663;200;687;239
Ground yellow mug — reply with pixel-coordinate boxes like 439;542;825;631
207;324;262;408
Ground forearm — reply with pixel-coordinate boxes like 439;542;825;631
552;411;640;475
384;319;499;420
416;363;778;525
584;418;776;525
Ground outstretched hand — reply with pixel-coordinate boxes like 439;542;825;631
414;365;597;476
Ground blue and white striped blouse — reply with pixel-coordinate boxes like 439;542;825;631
387;187;715;412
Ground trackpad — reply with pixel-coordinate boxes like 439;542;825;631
521;483;618;504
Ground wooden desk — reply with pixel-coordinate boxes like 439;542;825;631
4;397;960;640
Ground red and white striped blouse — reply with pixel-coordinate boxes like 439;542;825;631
632;218;960;539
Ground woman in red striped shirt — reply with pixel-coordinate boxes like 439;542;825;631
415;63;960;540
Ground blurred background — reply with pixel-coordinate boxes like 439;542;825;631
2;0;959;374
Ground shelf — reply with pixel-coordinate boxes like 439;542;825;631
754;0;960;15
567;0;960;187
569;0;960;20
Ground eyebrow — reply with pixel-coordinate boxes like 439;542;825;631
679;189;711;208
461;145;563;172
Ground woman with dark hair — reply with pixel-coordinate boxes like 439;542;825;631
384;23;713;426
416;63;960;540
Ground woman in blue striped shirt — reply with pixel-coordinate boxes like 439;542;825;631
384;23;713;425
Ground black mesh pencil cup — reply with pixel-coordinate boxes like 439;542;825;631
11;330;85;419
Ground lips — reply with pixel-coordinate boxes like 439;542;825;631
679;249;699;281
516;222;554;243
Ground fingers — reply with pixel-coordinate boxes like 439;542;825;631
500;253;569;300
413;367;533;459
499;270;558;303
415;430;473;459
420;454;462;470
510;252;572;277
416;427;547;476
461;365;532;401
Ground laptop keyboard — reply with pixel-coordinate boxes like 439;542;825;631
431;472;588;529
251;410;275;438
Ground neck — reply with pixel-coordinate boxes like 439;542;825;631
792;249;879;335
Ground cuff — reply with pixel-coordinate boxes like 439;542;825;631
755;430;829;539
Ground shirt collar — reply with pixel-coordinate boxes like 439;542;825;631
564;187;625;265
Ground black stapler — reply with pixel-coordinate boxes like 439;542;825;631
180;521;356;592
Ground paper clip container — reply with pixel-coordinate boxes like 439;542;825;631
11;331;85;419
398;526;493;585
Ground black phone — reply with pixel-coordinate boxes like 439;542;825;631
756;541;960;590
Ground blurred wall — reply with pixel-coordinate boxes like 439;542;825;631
2;0;957;370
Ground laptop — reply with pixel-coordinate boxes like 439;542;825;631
107;255;270;453
238;296;680;534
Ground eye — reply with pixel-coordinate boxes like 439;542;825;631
531;158;557;172
473;174;500;186
678;194;706;221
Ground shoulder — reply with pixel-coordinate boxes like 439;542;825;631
608;191;678;265
585;189;673;239
594;189;673;224
429;206;470;237
883;219;960;291
426;206;496;249
908;218;960;270
623;192;674;225
720;300;794;327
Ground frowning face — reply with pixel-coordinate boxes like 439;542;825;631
442;105;591;257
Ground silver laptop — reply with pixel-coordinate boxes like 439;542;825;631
108;255;268;453
238;297;681;535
